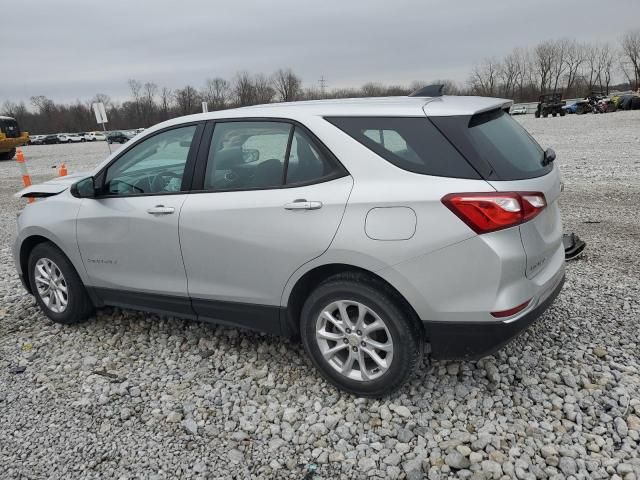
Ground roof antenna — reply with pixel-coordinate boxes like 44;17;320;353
408;84;444;97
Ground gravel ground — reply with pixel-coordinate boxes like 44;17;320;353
1;112;639;479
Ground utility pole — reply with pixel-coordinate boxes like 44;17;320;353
318;75;327;98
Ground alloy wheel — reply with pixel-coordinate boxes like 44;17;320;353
34;258;69;313
315;300;393;381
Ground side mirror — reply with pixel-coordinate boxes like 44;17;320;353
71;176;97;198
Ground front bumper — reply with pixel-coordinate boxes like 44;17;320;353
425;273;565;360
0;132;30;152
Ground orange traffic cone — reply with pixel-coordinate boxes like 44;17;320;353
58;163;68;176
15;148;34;203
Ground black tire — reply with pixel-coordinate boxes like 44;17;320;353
300;272;422;397
560;110;566;116
27;242;94;325
0;148;16;160
534;111;540;118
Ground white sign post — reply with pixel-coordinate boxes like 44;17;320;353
202;101;208;113
92;102;111;154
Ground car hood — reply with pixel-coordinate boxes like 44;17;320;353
14;171;90;198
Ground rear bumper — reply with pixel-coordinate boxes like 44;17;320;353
425;273;564;360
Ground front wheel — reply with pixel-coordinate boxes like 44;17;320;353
300;273;422;397
28;242;94;324
0;148;16;160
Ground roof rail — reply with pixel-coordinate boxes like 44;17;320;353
408;84;444;98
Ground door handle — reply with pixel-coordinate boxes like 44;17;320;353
146;205;175;215
284;200;323;210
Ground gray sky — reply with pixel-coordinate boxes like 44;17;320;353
4;0;639;104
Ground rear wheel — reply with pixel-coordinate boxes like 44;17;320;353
28;242;94;325
300;273;422;397
0;148;16;160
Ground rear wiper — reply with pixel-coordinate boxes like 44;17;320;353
542;148;556;166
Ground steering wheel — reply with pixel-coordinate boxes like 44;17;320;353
149;170;182;192
110;179;144;194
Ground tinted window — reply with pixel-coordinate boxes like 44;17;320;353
104;125;196;195
431;109;550;180
326;117;479;179
204;121;291;190
286;127;336;184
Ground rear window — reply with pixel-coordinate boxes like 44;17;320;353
325;117;480;179
430;109;550;180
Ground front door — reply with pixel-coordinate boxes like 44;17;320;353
76;124;201;314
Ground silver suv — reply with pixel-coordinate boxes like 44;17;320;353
14;89;565;396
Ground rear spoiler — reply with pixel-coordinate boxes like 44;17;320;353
422;96;513;117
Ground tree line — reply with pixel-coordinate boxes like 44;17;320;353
2;30;638;135
468;31;640;102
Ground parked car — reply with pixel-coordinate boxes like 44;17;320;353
510;105;528;115
562;103;578;114
29;135;46;145
57;133;83;143
13;91;565;396
107;130;135;144
85;131;107;142
43;134;59;144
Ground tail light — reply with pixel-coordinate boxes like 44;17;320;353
442;192;546;234
491;299;531;318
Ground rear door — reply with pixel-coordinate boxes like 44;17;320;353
179;119;352;330
431;108;563;279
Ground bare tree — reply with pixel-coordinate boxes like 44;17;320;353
202;77;230;110
596;43;614;94
469;58;500;96
141;82;157;125
30;95;53;113
500;50;522;99
271;68;302;102
253;74;275;104
174;86;200;115
563;41;586;96
550;39;569;92
233;71;256;106
159;87;173;120
360;82;385;97
1;101;20;117
128;79;143;121
89;93;112;109
584;44;600;92
534;40;555;93
620;29;640;90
